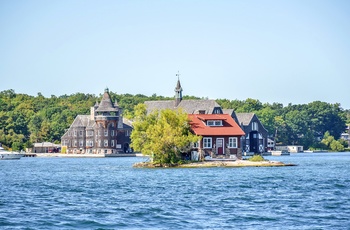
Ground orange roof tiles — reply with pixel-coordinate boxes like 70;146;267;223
188;114;245;136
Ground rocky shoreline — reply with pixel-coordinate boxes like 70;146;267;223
133;160;297;168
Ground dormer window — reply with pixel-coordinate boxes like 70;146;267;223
207;120;222;126
213;108;221;114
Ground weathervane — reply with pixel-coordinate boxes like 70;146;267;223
176;71;180;80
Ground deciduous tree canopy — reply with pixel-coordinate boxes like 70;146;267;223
130;104;201;164
0;89;348;151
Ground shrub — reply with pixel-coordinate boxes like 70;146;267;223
248;155;265;162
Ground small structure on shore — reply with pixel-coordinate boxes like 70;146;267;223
31;142;60;153
275;145;304;153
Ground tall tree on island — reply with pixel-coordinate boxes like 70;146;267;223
131;104;201;165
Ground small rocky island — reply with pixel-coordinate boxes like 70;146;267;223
133;158;297;168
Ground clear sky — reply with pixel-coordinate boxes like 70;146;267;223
1;0;349;109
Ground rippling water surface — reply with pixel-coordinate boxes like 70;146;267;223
1;152;350;229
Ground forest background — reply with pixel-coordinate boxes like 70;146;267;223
0;89;349;151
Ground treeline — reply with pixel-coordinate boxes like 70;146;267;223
217;98;349;150
0;89;349;151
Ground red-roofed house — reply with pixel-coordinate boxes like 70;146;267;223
188;114;245;159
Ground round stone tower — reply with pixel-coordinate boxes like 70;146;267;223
94;88;119;154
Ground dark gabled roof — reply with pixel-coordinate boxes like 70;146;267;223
222;109;234;116
222;109;239;124
235;113;255;126
144;101;175;114
178;100;221;114
144;99;221;114
95;88;119;112
122;118;133;129
70;115;95;128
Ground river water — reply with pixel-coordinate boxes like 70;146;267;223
1;152;350;229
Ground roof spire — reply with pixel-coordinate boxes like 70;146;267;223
175;71;182;91
174;71;183;107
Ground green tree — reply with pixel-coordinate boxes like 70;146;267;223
274;115;287;144
330;140;344;152
307;101;346;139
131;104;201;165
255;107;277;135
284;110;309;145
237;98;263;113
321;131;345;152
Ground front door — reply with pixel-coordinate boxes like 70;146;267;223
216;138;224;155
249;131;259;153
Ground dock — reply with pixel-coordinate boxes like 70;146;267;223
22;153;143;158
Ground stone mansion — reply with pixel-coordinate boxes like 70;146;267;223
61;88;132;154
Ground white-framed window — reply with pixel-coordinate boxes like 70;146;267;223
79;140;83;147
228;137;238;148
74;130;77;136
111;130;115;136
86;140;93;147
104;140;108;147
111;140;115;147
74;140;77;147
125;130;130;137
203;137;212;148
98;130;101;136
104;130;108;136
87;130;93;136
207;120;222;126
79;130;83;136
215;120;222;126
207;121;214;126
193;141;199;148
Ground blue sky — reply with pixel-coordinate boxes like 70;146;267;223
1;0;349;109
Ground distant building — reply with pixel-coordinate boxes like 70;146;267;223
275;145;303;153
32;142;60;153
267;138;275;151
61;88;132;154
340;129;350;146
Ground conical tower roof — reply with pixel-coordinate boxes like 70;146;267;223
175;78;182;91
95;88;119;112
